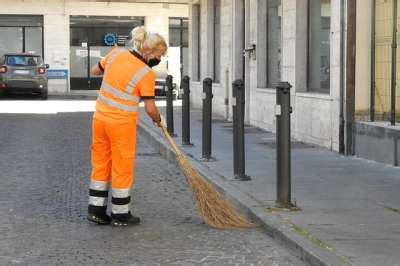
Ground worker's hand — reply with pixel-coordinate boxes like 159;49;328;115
158;114;167;128
154;114;166;128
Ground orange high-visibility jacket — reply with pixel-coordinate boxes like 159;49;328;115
94;47;156;122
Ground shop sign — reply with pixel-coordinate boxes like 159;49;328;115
104;33;116;46
47;69;68;79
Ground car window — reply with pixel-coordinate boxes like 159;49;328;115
6;56;41;66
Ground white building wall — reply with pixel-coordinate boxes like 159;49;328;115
189;0;344;150
0;0;188;94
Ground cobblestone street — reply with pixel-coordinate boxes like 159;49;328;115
0;112;303;265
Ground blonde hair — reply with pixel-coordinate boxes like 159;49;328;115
130;26;167;55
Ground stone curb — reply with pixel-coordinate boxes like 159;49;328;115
138;121;351;266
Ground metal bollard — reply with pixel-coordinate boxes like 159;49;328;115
275;82;294;208
181;76;193;146
201;77;215;161
232;80;251;181
166;75;176;137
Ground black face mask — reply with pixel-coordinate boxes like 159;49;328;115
147;58;161;68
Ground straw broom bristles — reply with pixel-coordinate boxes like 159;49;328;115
161;125;256;229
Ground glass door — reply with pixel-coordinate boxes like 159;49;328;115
69;16;144;90
168;17;189;95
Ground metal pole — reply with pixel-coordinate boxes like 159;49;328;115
87;42;91;89
166;75;176;137
181;76;193;146
391;0;398;125
201;77;215;161
371;0;376;122
345;0;357;155
232;79;251;180
275;82;293;208
339;0;345;154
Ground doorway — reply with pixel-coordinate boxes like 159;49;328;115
168;17;188;96
69;16;144;90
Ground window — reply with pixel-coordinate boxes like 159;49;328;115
192;4;201;81
168;18;188;48
6;55;41;66
168;18;189;77
307;0;331;92
0;27;23;57
25;27;42;56
0;15;43;58
257;0;281;88
267;0;282;87
69;16;144;46
213;0;221;83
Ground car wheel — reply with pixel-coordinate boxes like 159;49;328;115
40;89;48;100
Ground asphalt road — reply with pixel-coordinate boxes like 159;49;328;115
0;110;304;265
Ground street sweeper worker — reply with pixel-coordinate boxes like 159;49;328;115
87;26;167;226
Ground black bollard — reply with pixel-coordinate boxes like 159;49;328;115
201;77;215;161
166;75;176;137
232;80;251;180
275;82;294;208
181;76;193;146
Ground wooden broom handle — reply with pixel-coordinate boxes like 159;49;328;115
160;124;182;156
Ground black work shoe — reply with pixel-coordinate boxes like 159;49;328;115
87;205;111;225
111;212;141;227
87;212;111;225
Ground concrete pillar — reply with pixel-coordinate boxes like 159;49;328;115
44;13;70;94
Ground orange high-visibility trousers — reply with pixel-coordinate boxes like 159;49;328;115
90;117;137;189
88;116;138;217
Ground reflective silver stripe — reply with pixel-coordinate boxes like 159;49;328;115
112;204;130;214
101;82;140;102
127;65;151;93
97;94;138;112
104;48;126;75
90;180;110;191
112;188;130;198
107;48;125;65
104;49;119;70
89;196;107;206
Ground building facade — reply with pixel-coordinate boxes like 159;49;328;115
0;0;188;94
188;0;344;151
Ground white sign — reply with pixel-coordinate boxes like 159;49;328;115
90;50;101;57
81;42;87;48
275;105;282;116
231;97;237;106
76;50;88;57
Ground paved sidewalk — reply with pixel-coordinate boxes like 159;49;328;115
139;104;400;266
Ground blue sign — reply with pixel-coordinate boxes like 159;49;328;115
104;33;116;46
47;69;68;79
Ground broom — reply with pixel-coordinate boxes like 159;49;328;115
160;124;255;229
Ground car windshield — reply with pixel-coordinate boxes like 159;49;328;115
6;56;41;66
